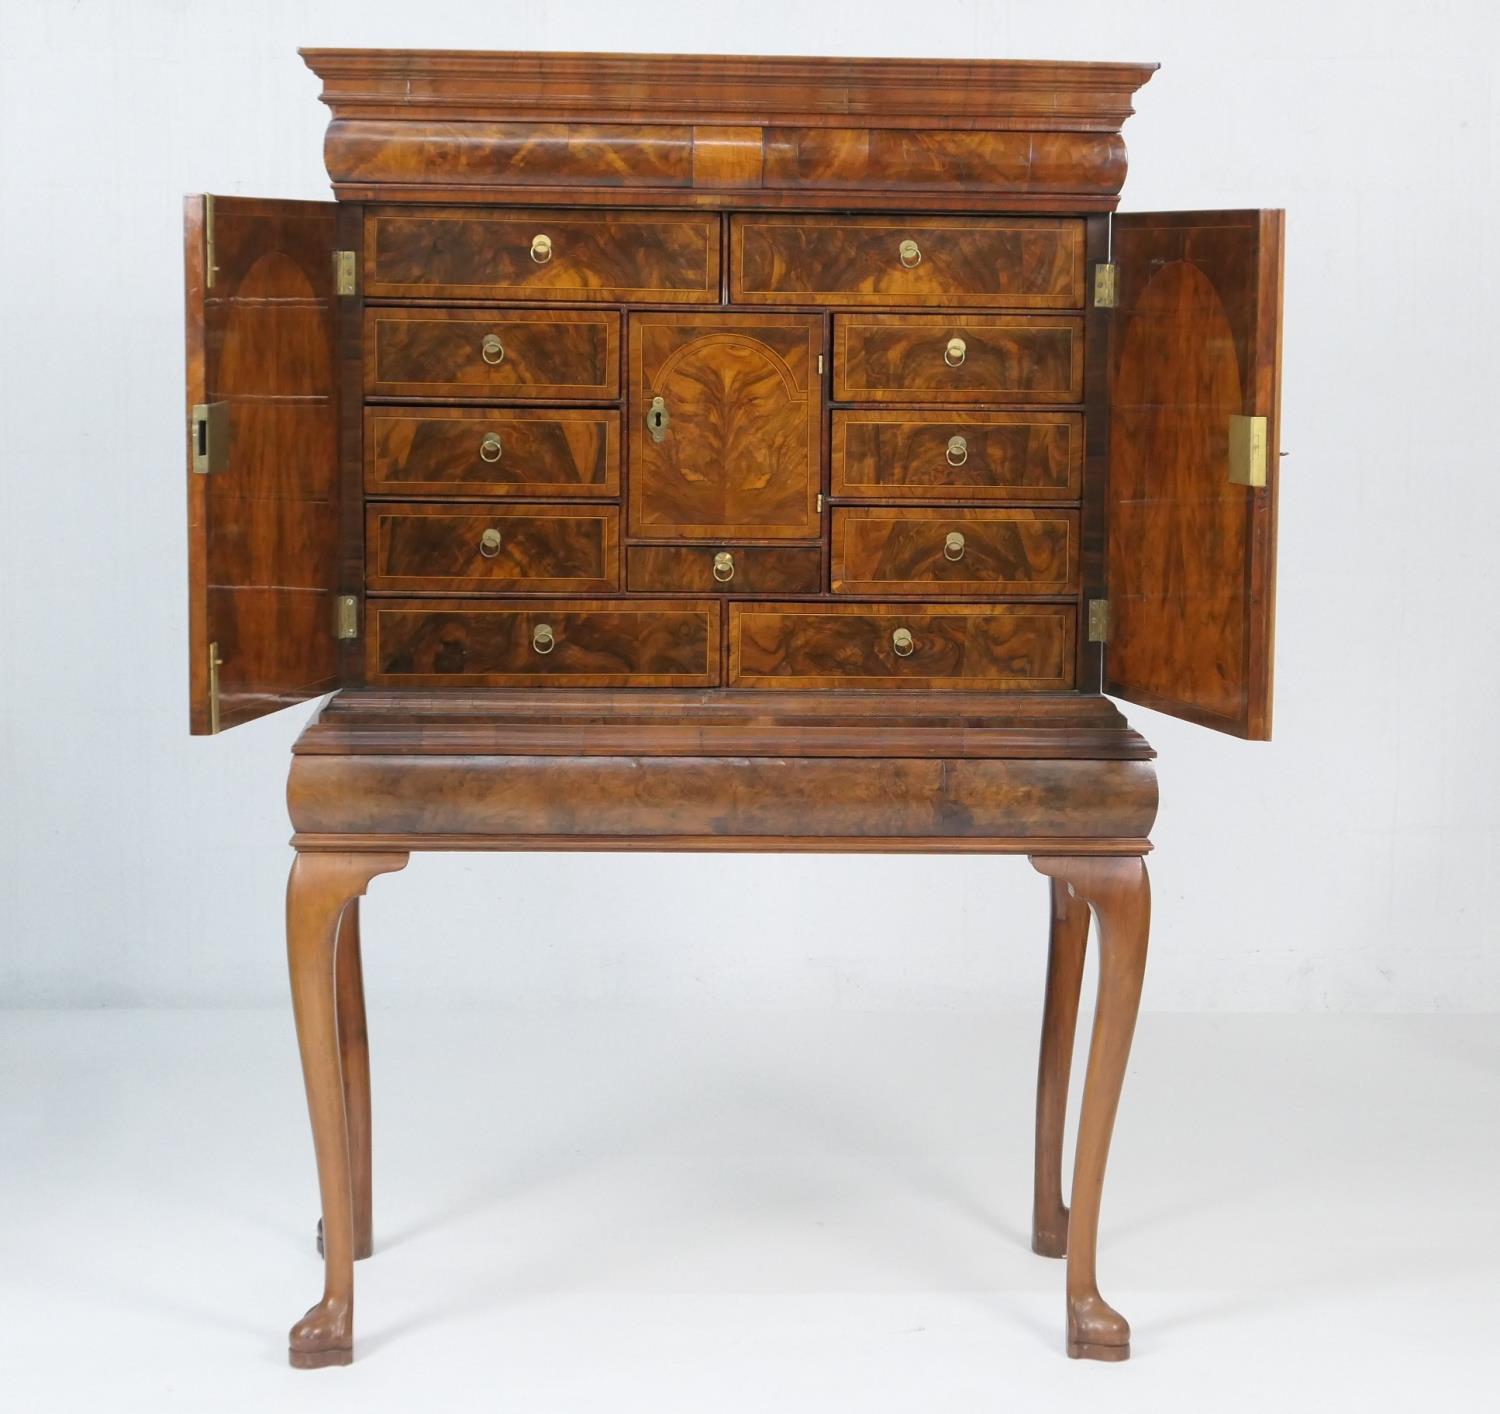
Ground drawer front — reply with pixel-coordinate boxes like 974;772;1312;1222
366;408;619;498
366;309;620;400
832;411;1082;502
729;602;1076;690
369;600;720;687
832;509;1079;596
731;214;1083;308
627;544;823;595
366;208;721;302
834;315;1082;404
366;503;619;593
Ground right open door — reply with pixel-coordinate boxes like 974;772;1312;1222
1105;209;1284;739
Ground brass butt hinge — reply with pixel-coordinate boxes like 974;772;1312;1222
333;250;357;296
1087;599;1111;643
334;595;360;640
1228;414;1269;488
203;193;217;289
1092;262;1118;309
816;493;824;513
207;641;223;735
190;401;228;474
817;353;825;375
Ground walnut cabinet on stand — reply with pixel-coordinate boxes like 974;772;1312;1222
183;48;1283;1367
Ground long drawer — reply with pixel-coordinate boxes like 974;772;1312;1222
366;208;721;303
831;410;1082;501
831;508;1079;596
365;503;619;594
368;600;720;687
730;214;1084;307
728;602;1076;690
365;408;619;498
365;308;621;400
834;314;1083;404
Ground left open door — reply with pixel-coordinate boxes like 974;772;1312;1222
185;195;343;734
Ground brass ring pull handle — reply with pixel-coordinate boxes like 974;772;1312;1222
891;627;915;658
647;395;670;443
481;334;505;365
532;622;555;655
530;233;553;264
479;434;503;463
946;435;968;466
712;551;735;583
944;531;966;562
898;238;922;269
944;336;967;368
478;528;503;558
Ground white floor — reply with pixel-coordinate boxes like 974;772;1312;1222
1;1009;1495;1411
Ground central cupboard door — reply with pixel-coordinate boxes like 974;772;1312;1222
629;313;823;541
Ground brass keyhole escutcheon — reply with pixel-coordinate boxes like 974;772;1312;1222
713;551;735;583
532;622;555;655
479;434;503;463
891;627;915;658
946;435;968;466
898;238;922;269
944;336;967;368
647;395;670;443
944;531;966;561
530;232;553;264
479;528;503;558
481;334;505;365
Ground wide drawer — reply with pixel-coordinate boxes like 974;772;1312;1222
365;309;620;400
832;508;1079;596
366;208;721;302
834;314;1082;404
729;602;1076;690
731;214;1083;308
627;544;822;595
366;408;619;498
831;410;1082;502
368;599;720;687
366;503;619;593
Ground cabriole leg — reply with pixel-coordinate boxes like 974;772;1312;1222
1029;855;1150;1363
286;850;407;1370
1032;875;1090;1258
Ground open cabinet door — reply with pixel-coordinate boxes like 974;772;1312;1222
1105;210;1283;739
185;196;343;734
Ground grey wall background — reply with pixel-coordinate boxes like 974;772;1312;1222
2;0;1496;1010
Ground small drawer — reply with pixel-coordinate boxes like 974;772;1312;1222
366;208;721;303
832;508;1078;597
368;599;720;687
834;314;1082;405
731;214;1084;308
729;602;1075;690
365;309;620;401
832;411;1082;502
366;503;619;594
627;544;822;595
366;408;619;499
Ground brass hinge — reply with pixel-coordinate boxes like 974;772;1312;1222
333;250;357;296
817;353;825;375
333;595;360;640
190;401;228;474
207;641;223;735
203;193;217;289
1228;414;1269;488
816;493;824;513
1087;598;1111;643
1092;262;1118;309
